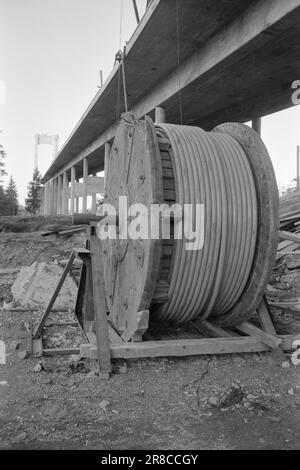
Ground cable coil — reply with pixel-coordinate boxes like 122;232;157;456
154;124;258;324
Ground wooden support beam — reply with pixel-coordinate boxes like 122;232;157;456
279;230;300;244
89;228;111;378
235;322;282;349
79;333;300;360
192;319;233;338
257;297;277;335
33;252;76;339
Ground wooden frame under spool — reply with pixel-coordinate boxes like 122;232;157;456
31;114;299;378
31;220;300;379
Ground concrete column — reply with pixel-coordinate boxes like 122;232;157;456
57;175;63;215
104;143;111;195
53;178;58;215
91;172;97;214
75;185;80;214
70;167;76;216
49;180;53;215
82;158;88;213
252;118;262;136
155;106;166;123
43;183;49;215
62;172;68;215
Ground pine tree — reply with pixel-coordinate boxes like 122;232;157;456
0;143;9;215
5;176;19;215
25;167;42;215
0;144;7;183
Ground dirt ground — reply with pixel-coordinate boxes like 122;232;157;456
0;218;299;450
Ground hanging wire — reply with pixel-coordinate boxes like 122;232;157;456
176;0;183;125
115;0;128;117
116;64;122;122
119;0;124;50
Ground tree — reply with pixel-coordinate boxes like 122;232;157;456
5;176;19;215
0;144;7;184
0;143;9;215
25;167;42;215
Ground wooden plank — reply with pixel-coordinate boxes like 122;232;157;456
122;310;150;342
89;230;112;378
279;230;300;244
257;297;277;335
235;322;282;349
192;319;233;338
74;264;86;329
108;323;124;345
33;251;76;339
106;337;271;359
59;226;85;236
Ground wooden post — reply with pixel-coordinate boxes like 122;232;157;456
155;106;166;123
70;167;76;215
33;252;76;339
83;158;88;213
252;117;262;136
62;171;68;215
57;174;63;215
89;226;111;378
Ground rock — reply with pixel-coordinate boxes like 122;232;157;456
288;388;295;396
208;397;219;407
287;259;300;270
281;361;291;369
40;376;52;385
69;354;81;364
58;376;75;387
3;300;16;310
246;394;256;401
10;340;20;351
33;362;43;373
0;381;8;386
269;416;281;423
100;399;112;412
69;360;89;374
86;371;98;379
281;273;298;285
11;262;77;310
14;432;27;442
119;363;128;374
18;350;28;360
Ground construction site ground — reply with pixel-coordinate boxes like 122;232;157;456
0;217;299;450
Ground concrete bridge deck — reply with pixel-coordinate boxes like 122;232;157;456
42;0;300;215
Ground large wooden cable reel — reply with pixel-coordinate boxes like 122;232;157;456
102;113;279;340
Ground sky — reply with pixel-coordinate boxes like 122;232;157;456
0;0;299;203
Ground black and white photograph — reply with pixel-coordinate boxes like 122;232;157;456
0;0;299;453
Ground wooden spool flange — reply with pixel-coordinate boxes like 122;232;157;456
102;114;164;340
